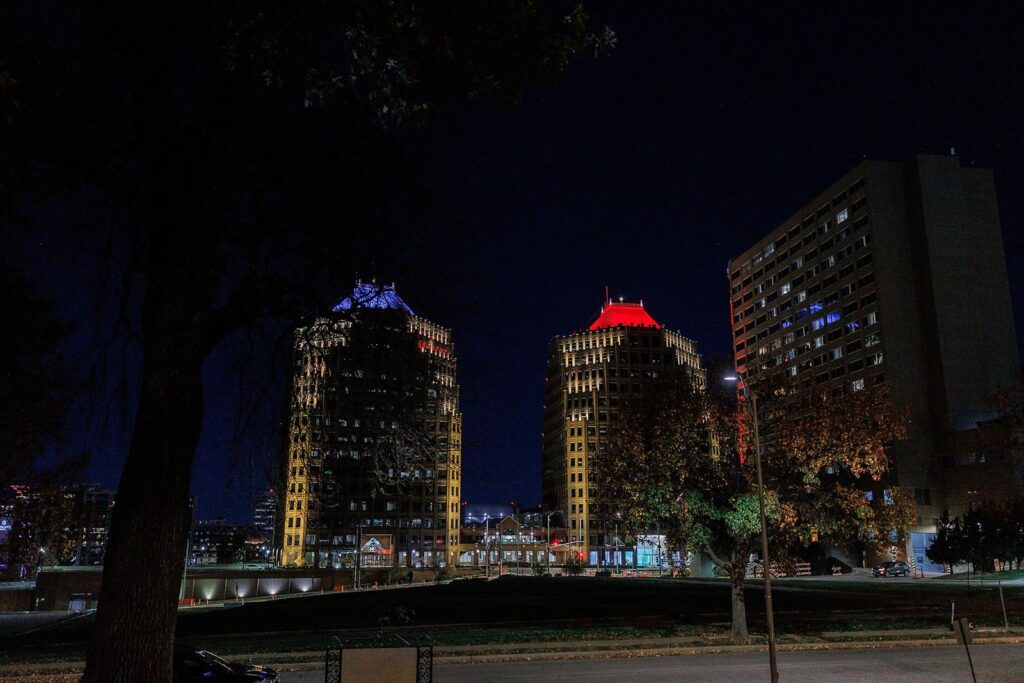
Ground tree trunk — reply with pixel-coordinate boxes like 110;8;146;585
82;264;215;682
731;576;749;644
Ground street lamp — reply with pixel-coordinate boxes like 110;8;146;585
724;372;779;683
614;511;622;573
483;515;491;576
544;509;562;573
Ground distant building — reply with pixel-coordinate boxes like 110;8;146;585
727;154;1022;569
542;294;703;566
75;484;115;566
251;488;278;564
252;488;277;540
189;518;253;565
0;483;115;577
281;282;463;569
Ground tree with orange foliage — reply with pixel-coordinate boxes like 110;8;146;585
594;366;912;644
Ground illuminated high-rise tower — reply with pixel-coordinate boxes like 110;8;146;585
542;293;702;566
281;282;462;569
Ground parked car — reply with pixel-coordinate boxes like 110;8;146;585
173;644;279;682
873;560;911;578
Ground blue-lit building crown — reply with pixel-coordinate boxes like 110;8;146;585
332;281;414;315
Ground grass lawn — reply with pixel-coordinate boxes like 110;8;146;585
4;575;1022;664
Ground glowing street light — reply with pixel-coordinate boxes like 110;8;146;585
724;371;779;683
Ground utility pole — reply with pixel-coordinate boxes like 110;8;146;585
267;496;277;570
751;391;779;683
355;521;362;590
180;496;196;605
725;373;779;683
614;518;620;573
546;512;552;573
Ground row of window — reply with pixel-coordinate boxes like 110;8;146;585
738;307;879;370
731;177;866;285
734;257;875;345
734;234;872;328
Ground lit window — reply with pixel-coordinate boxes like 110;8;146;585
813;336;825;348
851;378;865;391
781;282;791;295
837;208;849;224
826;311;841;324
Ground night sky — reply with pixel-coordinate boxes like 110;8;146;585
40;3;1024;521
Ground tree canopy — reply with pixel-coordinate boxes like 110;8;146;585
593;366;912;643
2;2;614;680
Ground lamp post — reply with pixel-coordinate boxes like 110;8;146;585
483;516;490;576
725;372;779;683
544;510;561;573
614;511;622;573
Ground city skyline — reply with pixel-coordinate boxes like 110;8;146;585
5;3;1024;678
11;4;1024;525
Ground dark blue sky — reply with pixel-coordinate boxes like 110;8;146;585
68;3;1024;521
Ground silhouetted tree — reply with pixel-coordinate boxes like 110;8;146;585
926;510;964;572
927;500;1024;572
2;2;612;679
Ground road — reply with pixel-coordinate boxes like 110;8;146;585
286;644;1024;682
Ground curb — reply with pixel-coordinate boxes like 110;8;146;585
431;636;1024;665
5;636;1024;678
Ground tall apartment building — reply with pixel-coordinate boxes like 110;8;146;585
76;484;115;566
727;154;1020;566
252;488;277;540
542;295;703;566
281;282;462;569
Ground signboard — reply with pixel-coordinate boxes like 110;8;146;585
360;534;393;555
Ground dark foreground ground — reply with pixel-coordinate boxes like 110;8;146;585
425;645;1024;683
2;576;1022;661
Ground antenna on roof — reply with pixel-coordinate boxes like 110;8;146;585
604;285;610;308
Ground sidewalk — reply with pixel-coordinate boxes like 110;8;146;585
4;628;1023;680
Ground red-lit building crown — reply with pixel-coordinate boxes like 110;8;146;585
588;296;661;330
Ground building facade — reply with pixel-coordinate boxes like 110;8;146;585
727;154;1021;567
189;518;254;565
0;483;115;577
281;282;462;569
542;295;703;566
75;484;115;566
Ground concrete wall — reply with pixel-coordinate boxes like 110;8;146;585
32;565;483;611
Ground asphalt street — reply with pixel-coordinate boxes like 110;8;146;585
287;644;1024;682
